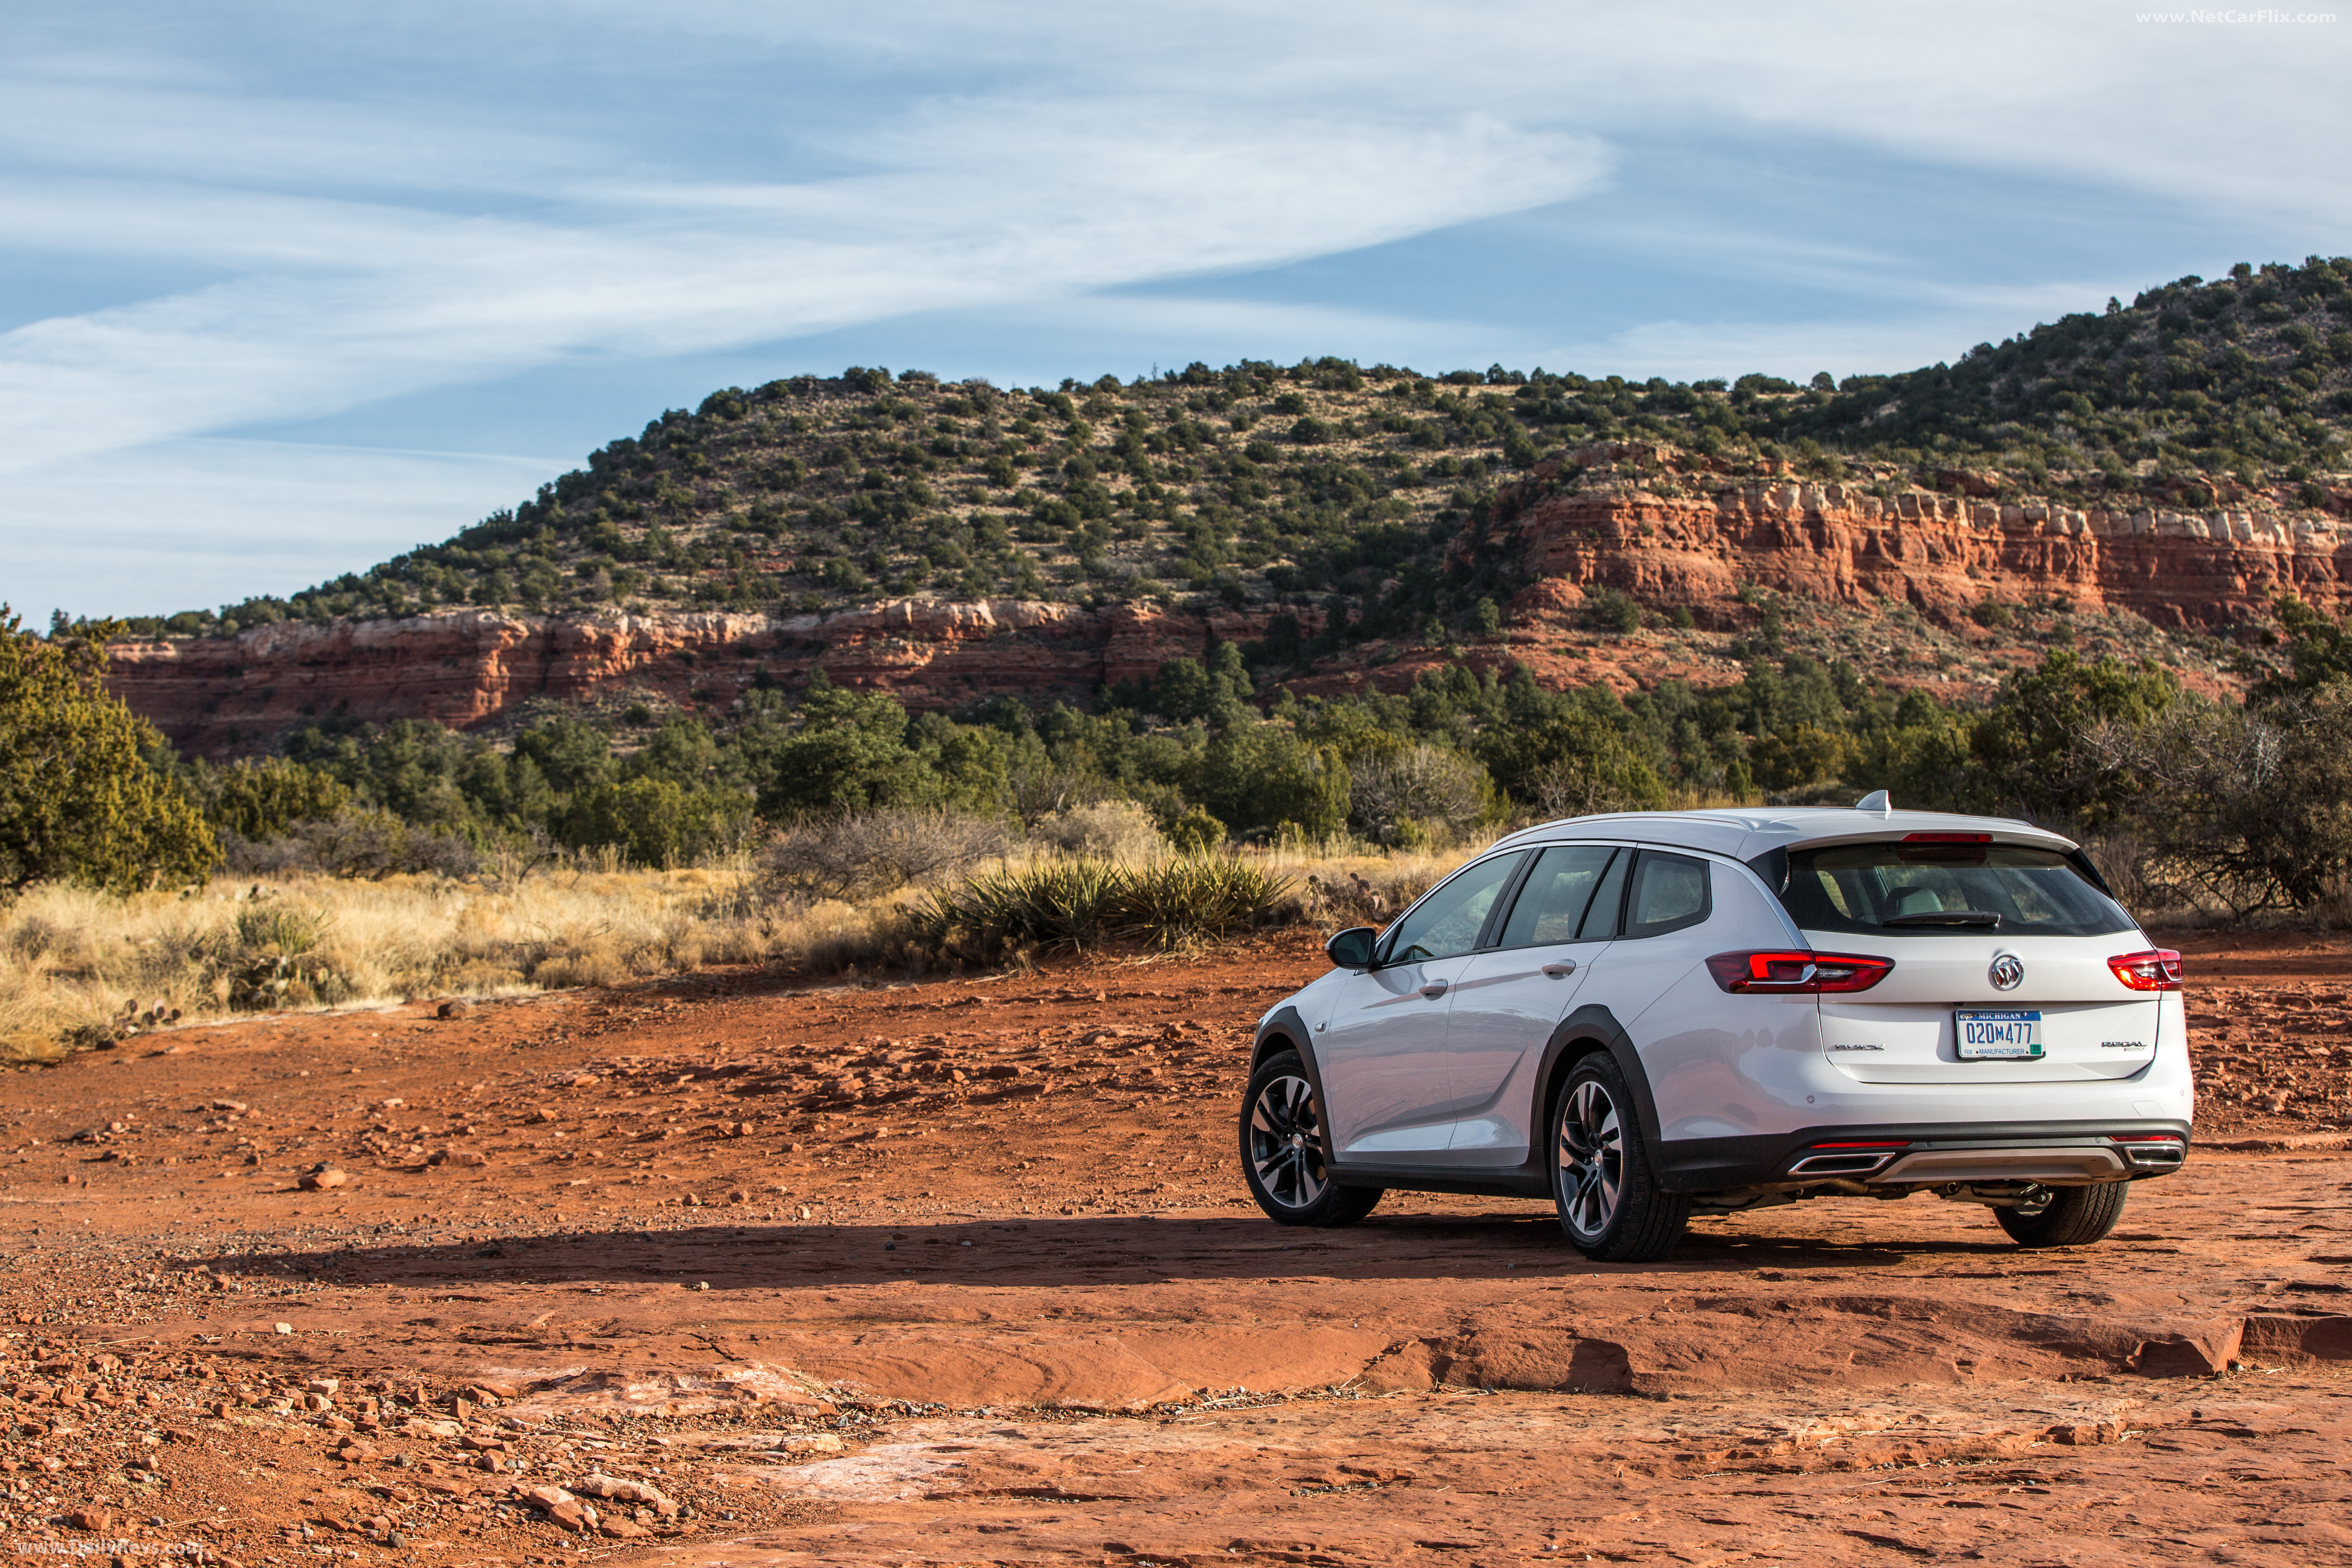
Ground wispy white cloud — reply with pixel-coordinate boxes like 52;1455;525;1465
0;74;609;195
576;0;2352;228
0;85;1606;474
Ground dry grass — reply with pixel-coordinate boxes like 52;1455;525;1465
0;864;900;1063
5;815;1700;1063
0;838;1458;1062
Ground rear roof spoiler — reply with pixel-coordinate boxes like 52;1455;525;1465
1745;840;2124;904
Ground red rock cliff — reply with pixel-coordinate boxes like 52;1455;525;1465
107;467;2352;755
1486;466;2352;631
105;599;1302;755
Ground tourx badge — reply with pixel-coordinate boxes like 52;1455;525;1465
1988;954;2025;991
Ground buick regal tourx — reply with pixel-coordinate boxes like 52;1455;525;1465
1240;798;2192;1260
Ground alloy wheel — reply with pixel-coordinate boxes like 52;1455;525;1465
1248;1074;1328;1209
1557;1079;1624;1242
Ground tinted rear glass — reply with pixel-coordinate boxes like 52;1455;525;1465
1495;845;1617;947
1773;841;2133;938
1625;851;1710;937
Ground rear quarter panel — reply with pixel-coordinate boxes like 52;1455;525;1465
1624;864;1824;1142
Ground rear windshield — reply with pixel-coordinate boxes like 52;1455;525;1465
1767;841;2133;938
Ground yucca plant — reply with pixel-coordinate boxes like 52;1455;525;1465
919;859;1125;952
921;855;1294;957
1111;857;1296;947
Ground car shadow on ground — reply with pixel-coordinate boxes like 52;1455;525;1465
198;1209;2038;1294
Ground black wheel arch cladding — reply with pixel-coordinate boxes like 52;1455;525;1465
1250;1006;1336;1162
1532;1004;1665;1158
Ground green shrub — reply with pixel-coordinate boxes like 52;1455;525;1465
755;675;926;818
921;859;1126;952
203;898;355;1008
1165;805;1226;853
196;757;352;840
1585;589;1641;635
0;610;217;892
1197;726;1349;839
564;777;740;869
919;856;1294;956
1476;708;1667;815
1749;723;1855;793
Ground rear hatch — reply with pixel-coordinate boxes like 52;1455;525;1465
1761;834;2162;1085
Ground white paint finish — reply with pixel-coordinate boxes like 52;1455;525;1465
1438;938;1607;1164
1318;957;1464;1159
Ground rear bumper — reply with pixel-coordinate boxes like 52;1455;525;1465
1655;1119;2193;1193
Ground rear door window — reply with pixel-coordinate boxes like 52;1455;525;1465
1771;841;2132;937
1493;845;1618;948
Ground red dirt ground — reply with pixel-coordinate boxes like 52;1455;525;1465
2;931;2349;1566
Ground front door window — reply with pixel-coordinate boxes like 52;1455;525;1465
1384;853;1522;963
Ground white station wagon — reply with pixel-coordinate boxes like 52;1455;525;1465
1241;797;2192;1260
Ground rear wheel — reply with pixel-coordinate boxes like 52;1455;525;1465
1241;1050;1382;1227
1995;1181;2129;1247
1551;1053;1688;1262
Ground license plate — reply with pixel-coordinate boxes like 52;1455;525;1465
1957;1009;2043;1060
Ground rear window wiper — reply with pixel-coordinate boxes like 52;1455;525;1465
1883;910;2002;928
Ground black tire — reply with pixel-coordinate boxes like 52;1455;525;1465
1550;1053;1689;1262
1995;1181;2129;1247
1240;1050;1383;1227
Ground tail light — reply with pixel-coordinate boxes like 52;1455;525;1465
1705;951;1894;994
2107;949;2182;991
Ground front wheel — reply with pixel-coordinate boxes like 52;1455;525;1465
1240;1050;1382;1227
1551;1053;1688;1262
1995;1181;2128;1247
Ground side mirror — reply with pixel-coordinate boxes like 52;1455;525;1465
1325;926;1378;971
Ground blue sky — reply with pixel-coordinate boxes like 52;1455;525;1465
5;0;2350;620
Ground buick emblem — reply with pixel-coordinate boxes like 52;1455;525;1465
1989;954;2025;991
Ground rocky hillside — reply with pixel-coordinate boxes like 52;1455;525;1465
123;259;2352;641
110;435;2352;754
99;258;2352;751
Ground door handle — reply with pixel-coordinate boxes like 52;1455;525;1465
1419;981;1450;999
1542;961;1577;978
